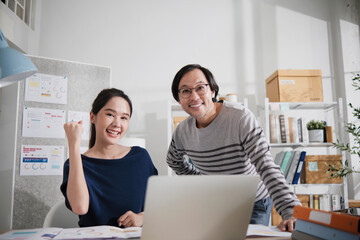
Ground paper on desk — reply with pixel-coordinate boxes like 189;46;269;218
53;225;142;239
0;228;62;240
247;224;292;237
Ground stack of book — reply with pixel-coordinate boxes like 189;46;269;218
292;205;360;240
269;113;334;144
273;150;306;184
307;194;343;211
269;114;307;144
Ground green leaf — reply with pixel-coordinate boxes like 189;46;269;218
330;73;360;178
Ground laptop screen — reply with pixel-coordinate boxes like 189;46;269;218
141;175;259;240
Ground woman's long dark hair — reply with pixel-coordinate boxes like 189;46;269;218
89;88;132;149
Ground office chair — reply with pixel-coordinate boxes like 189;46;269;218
43;200;79;228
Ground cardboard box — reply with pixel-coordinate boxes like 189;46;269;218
303;155;342;184
173;116;187;128
266;69;323;102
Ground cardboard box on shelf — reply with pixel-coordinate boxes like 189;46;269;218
266;69;323;102
303;155;342;184
173;116;187;129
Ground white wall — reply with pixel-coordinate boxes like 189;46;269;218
233;0;339;111
1;0;359;199
37;0;238;175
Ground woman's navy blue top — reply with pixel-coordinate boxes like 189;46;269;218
60;146;158;227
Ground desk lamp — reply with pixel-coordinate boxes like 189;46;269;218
0;28;37;88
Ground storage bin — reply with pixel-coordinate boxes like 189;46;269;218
266;69;323;102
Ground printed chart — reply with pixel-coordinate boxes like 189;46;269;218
25;73;68;104
20;145;64;176
22;107;65;139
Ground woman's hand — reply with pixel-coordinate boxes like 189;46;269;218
64;120;89;215
64;120;83;146
277;217;296;232
117;211;144;228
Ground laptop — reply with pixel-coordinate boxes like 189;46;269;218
141;175;260;240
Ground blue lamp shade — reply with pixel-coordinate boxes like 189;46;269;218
0;29;37;88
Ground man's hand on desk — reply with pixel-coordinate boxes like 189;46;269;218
117;211;144;228
277;217;296;232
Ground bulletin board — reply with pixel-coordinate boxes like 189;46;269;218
12;56;111;229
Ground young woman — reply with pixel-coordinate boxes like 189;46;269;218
61;88;158;227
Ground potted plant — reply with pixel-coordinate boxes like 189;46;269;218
307;120;326;142
328;73;360;178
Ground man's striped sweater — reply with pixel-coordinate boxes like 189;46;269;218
167;101;300;220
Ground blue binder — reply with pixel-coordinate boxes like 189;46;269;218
292;151;306;184
295;219;360;240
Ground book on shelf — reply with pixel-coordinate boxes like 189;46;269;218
297;117;303;142
319;195;324;211
318;195;333;211
273;151;285;166
283;151;295;177
309;194;314;208
292;151;306;184
292;117;299;143
285;151;301;184
313;195;319;209
275;115;281;143
301;117;309;143
280;151;292;174
288;117;294;143
295;219;360;240
293;205;360;235
326;126;333;142
279;114;286;143
284;114;290;143
321;194;332;211
332;194;341;211
269;114;277;143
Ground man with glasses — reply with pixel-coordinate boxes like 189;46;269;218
166;64;300;232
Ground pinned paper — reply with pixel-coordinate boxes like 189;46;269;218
20;145;65;176
22;107;65;139
25;73;68;104
308;162;318;171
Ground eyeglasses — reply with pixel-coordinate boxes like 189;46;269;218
178;84;209;99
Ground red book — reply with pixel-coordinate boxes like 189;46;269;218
293;205;360;235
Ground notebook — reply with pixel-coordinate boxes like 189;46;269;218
141;175;260;240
